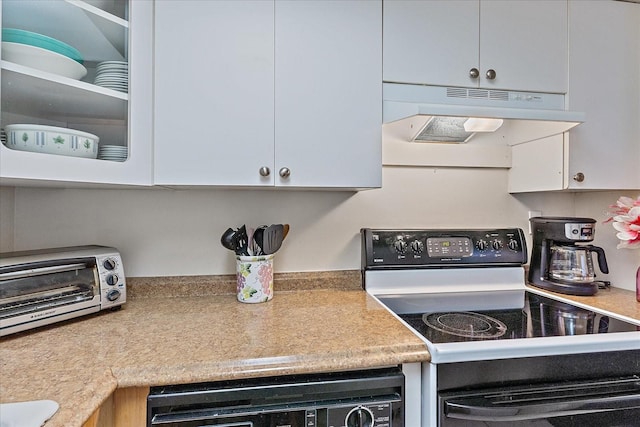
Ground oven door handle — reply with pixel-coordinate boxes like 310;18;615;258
444;378;640;422
0;263;88;280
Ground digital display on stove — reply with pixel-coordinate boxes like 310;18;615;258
399;292;639;344
426;237;472;257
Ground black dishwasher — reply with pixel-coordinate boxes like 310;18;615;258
147;367;404;427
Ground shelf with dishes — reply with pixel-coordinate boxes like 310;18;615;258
2;0;128;64
1;0;130;165
1;61;127;120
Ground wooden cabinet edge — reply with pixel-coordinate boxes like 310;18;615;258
83;386;150;427
82;409;101;427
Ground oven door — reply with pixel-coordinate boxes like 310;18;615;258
439;376;640;426
0;258;100;334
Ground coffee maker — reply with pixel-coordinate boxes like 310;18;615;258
529;217;609;296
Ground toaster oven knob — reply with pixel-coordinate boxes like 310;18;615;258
106;289;121;302
106;274;119;286
346;406;374;427
103;259;117;270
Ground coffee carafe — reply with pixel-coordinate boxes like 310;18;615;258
529;217;609;296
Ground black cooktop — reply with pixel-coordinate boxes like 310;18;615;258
399;292;639;344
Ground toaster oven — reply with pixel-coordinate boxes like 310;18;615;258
0;245;126;336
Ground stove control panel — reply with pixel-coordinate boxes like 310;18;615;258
361;228;527;268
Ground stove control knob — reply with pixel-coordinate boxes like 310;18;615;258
476;239;488;251
346;406;374;427
491;239;503;250
393;240;407;254
411;240;424;254
508;239;519;251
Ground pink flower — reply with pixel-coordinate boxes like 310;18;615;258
606;196;640;250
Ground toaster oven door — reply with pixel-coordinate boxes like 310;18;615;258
0;258;101;334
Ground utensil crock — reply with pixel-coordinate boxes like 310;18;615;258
235;254;274;303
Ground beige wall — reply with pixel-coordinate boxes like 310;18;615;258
1;167;637;290
575;192;640;291
0;186;14;252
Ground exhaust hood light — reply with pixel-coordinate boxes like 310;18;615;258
464;117;504;132
413;116;474;143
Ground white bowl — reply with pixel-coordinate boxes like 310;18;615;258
1;42;87;80
4;124;99;158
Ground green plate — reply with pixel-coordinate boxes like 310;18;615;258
2;28;83;64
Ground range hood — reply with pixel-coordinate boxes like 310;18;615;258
383;83;585;145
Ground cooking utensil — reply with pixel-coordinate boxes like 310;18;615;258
262;224;284;255
247;227;255;256
220;228;237;252
253;225;266;255
235;225;249;256
283;224;290;240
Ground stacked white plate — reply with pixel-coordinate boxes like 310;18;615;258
94;61;128;93
98;145;127;162
2;42;87;80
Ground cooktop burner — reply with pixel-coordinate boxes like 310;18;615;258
422;312;507;339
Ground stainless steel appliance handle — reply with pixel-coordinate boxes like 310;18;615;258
444;377;640;422
0;263;88;281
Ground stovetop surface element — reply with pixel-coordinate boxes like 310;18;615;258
398;291;638;344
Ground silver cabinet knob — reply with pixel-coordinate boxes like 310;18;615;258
259;166;270;177
573;172;585;182
485;69;496;80
279;167;291;178
469;68;480;79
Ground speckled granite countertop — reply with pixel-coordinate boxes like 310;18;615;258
2;271;638;427
0;271;430;427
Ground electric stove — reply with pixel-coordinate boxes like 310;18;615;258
361;228;640;426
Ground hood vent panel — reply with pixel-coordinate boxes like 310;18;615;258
447;87;511;102
383;83;584;125
383;83;585;146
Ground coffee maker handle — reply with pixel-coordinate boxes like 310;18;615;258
588;245;609;274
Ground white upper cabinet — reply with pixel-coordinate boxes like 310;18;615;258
563;0;640;190
383;0;568;94
509;0;640;192
154;0;275;187
274;1;381;188
0;0;153;186
154;0;382;188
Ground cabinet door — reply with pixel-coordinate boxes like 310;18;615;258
154;1;275;186
383;0;567;94
565;0;640;189
383;0;479;88
480;0;568;93
275;0;382;188
509;0;640;193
